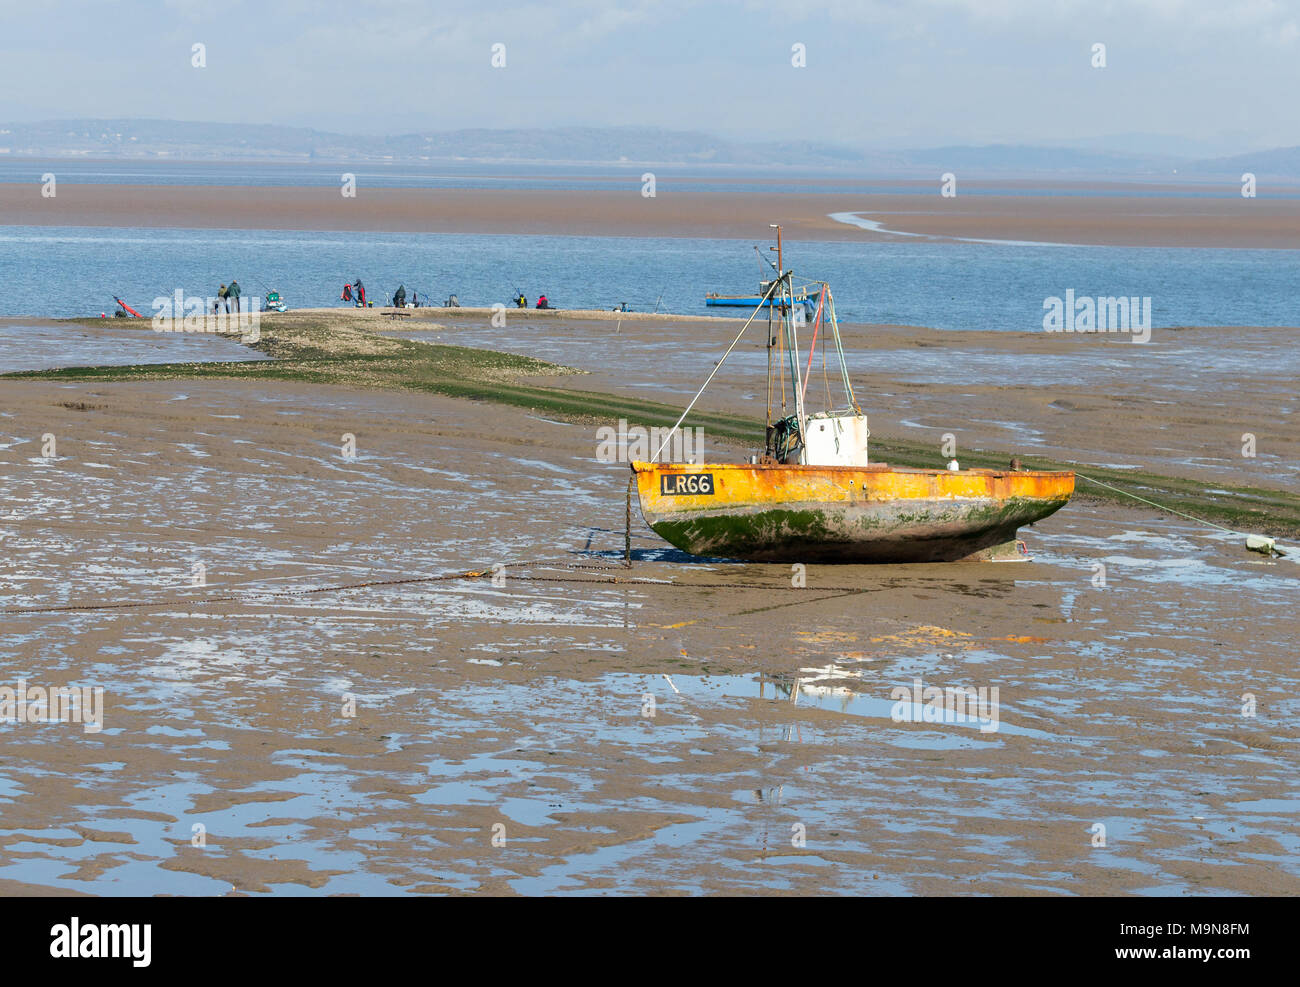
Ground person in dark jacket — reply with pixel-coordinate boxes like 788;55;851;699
515;292;527;308
393;284;406;308
228;280;242;313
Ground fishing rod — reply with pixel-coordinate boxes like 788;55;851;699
246;274;290;311
507;280;533;309
248;273;286;306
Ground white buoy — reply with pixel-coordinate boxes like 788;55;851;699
947;459;960;471
1246;534;1285;557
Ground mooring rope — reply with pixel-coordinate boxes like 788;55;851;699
1076;472;1240;535
1075;471;1287;556
0;561;872;617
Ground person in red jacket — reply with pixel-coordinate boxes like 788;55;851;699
536;295;550;309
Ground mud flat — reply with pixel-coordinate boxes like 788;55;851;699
3;182;1299;248
0;311;1296;895
379;308;1300;499
0;317;267;373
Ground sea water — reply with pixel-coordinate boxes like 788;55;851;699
0;224;1297;330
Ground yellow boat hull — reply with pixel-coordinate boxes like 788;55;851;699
632;461;1074;563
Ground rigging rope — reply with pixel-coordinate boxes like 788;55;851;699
826;291;860;415
651;278;780;460
799;285;826;407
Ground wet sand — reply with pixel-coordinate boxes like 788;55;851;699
371;308;1300;495
0;317;266;372
3;182;1299;247
1;317;1297;895
11;309;1296;496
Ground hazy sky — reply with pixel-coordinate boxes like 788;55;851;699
1;0;1297;152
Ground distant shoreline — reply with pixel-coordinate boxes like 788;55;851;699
2;182;1298;248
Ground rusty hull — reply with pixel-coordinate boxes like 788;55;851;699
632;461;1075;563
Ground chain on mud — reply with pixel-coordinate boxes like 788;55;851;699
0;554;872;617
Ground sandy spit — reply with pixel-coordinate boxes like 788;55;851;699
3;183;1299;248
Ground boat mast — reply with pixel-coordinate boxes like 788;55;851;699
785;287;808;462
770;227;786;431
770;225;808;462
762;246;773;438
764;226;786;455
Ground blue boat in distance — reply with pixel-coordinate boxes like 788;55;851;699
706;281;817;316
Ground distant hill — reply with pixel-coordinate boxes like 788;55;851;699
0;118;1297;178
0;119;872;169
1192;145;1300;178
900;143;1181;176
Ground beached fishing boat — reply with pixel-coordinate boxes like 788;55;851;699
635;228;1074;563
634;460;1074;562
